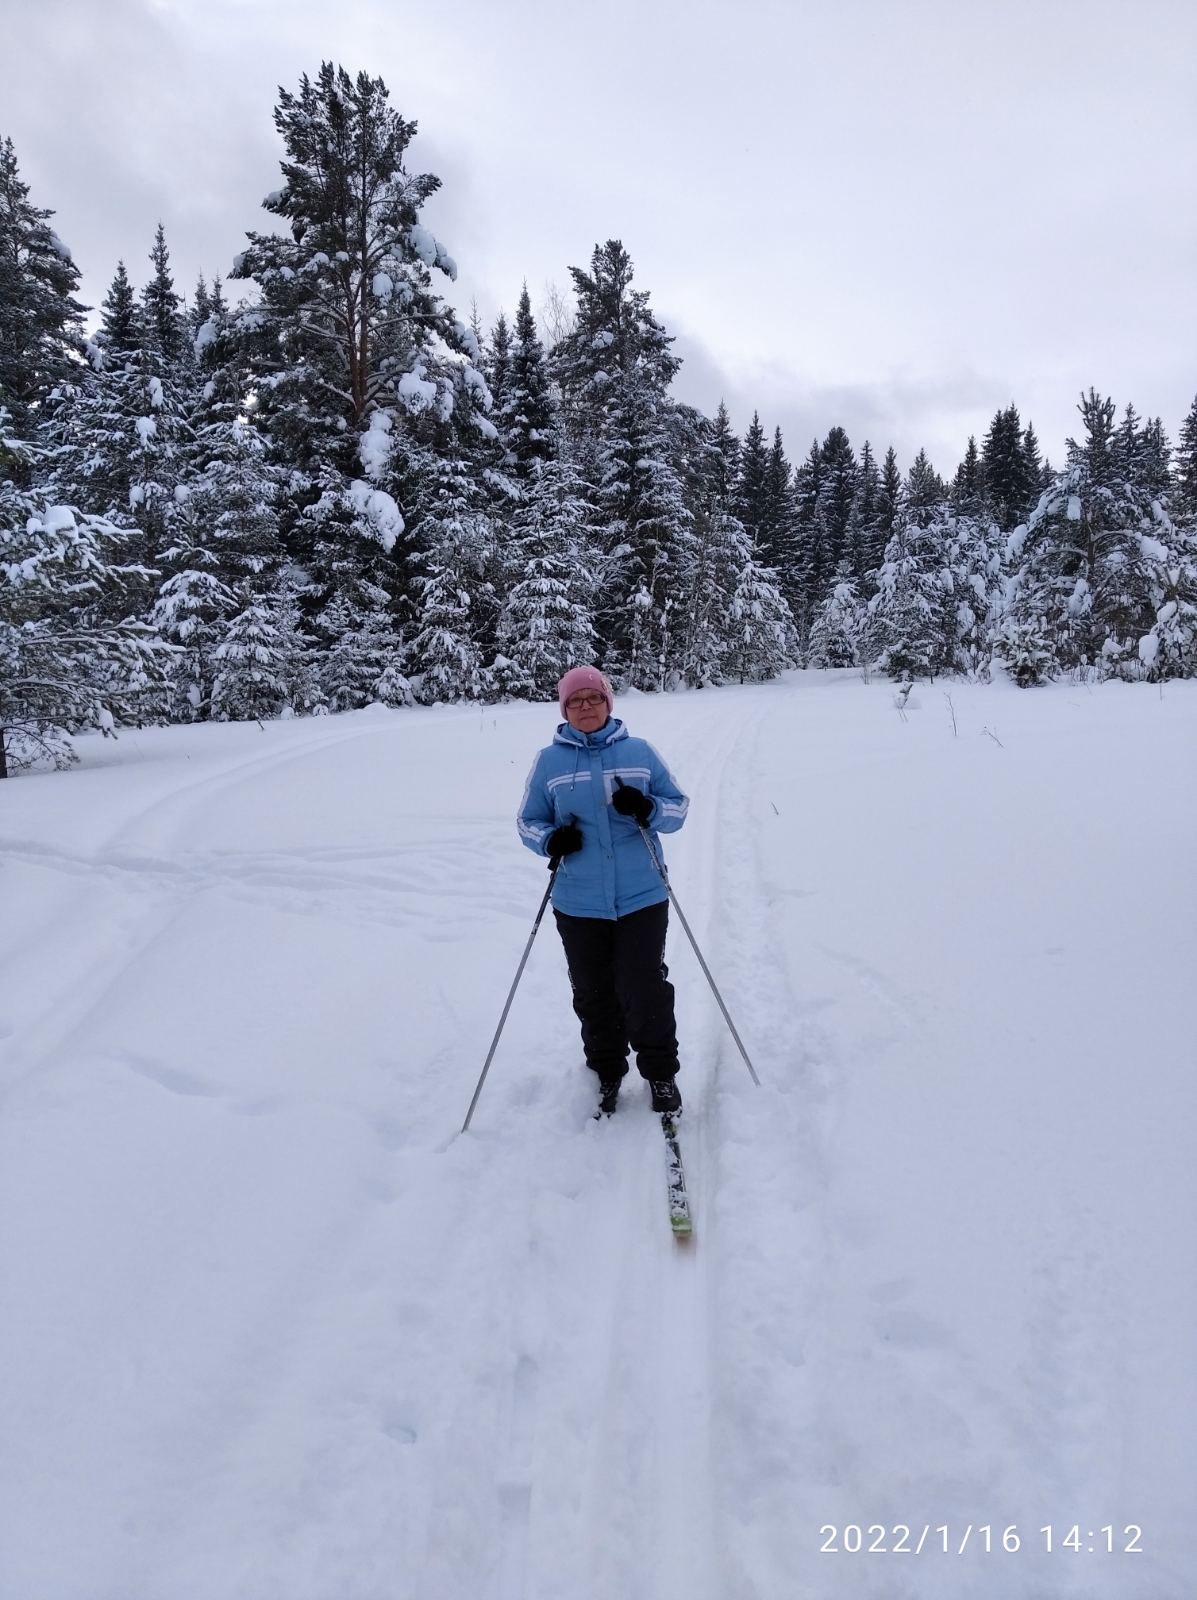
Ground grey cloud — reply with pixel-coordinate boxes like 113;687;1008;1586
4;0;1192;467
668;320;1007;476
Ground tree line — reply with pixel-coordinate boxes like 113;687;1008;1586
2;62;1195;775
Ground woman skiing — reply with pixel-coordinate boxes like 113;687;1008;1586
516;665;689;1116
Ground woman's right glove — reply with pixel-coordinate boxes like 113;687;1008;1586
546;821;583;860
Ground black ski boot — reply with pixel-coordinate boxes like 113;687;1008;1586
596;1078;622;1117
649;1077;682;1115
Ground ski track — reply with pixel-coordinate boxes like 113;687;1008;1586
0;718;403;1102
477;690;768;1600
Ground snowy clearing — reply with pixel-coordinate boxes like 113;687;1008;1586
1;672;1194;1600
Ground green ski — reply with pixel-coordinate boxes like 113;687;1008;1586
661;1114;693;1239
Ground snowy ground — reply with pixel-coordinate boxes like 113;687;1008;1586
1;671;1194;1600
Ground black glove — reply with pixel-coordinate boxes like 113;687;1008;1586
546;821;582;860
612;779;653;824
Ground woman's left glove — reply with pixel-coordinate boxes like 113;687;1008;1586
612;779;653;824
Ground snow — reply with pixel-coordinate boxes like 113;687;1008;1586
397;367;438;414
371;271;393;302
462;364;490;405
194;319;218;355
408;224;438;266
36;504;77;536
453;320;481;363
148;376;164;409
1;674;1194;1600
134;416;157;447
1067;495;1082;521
407;224;456;280
1139;533;1169;562
347;479;404;551
359;409;394;482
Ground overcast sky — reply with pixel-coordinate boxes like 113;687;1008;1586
6;0;1196;473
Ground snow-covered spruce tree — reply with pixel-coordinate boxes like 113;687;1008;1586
43;262;142;517
1022;421;1051;500
981;403;1034;532
1111;404;1172;504
155;430;285;719
1;410;162;774
408;561;483;703
44;256;186;617
149;273;289;720
808;562;865;668
1003;390;1171;678
229;63;483;689
504;285;555;484
952;435;984;517
1175;393;1197;517
761;426;795;578
180;278;283;588
552;240;691;689
677;506;741;686
815;426;858;589
863;520;947;679
789;438;825;631
209;590;297;721
994;613;1058;686
486;310;513;462
946;509;1003;677
862;457;956;680
141;223;189;372
727;546;793;683
422;352;515;673
149;554;236;722
314;585;403;709
875;445;902;571
708;400;740;502
672;410;748;687
496;454;596;694
404;447;493;703
187;272;214;341
1131;508;1197;681
0;137;88;444
735;412;769;555
847;439;881;586
602;376;693;688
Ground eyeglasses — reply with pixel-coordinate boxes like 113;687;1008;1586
565;693;607;710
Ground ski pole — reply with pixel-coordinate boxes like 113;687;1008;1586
461;858;560;1133
636;824;761;1087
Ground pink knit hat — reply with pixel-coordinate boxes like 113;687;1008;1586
558;664;614;718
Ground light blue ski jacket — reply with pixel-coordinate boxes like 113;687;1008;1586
516;717;689;920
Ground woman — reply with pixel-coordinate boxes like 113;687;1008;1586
517;665;689;1116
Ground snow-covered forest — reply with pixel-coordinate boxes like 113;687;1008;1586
3;61;1196;777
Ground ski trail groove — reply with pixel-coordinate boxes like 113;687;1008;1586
562;695;770;1600
491;1352;538;1600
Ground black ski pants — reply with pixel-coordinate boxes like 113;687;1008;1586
553;900;679;1084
